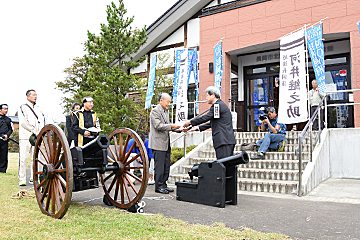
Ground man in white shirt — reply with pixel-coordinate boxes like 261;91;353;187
18;89;45;186
308;80;325;130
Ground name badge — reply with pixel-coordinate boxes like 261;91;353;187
214;104;220;118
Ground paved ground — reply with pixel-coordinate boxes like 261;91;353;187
23;169;360;239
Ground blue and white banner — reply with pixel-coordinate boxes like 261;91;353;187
145;55;157;109
193;47;199;114
358;22;360;36
278;29;307;124
187;49;196;86
306;23;326;95
214;41;223;93
175;50;188;124
173;49;185;104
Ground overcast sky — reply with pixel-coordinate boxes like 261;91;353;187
0;0;177;123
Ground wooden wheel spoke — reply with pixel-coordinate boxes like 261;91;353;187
54;168;66;173
37;178;47;189
45;181;52;211
107;156;115;163
113;136;120;160
38;146;50;163
55;178;65;201
35;158;46;166
108;176;117;192
123;179;131;203
124;174;138;195
40;180;50;202
51;181;56;213
127;171;142;183
52;181;60;212
108;146;117;162
42;134;51;162
124;152;141;166
124;166;143;170
104;172;115;182
121;135;131;162
34;171;43;175
114;176;120;201
120;177;125;204
118;133;123;161
54;153;65;169
55;174;67;188
53;140;62;167
47;131;55;163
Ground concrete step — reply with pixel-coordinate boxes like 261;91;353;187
238;178;298;194
197;151;309;160
240;159;308;171
238;168;299;181
188;158;308;171
234;143;310;153
169;174;298;194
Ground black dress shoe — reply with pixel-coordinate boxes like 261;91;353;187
250;153;265;160
164;187;174;192
155;188;169;194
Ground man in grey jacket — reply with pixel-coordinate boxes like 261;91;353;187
18;89;45;186
149;93;180;194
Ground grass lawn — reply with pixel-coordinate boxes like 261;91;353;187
0;153;290;239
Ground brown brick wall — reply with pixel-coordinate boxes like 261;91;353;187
199;0;360;127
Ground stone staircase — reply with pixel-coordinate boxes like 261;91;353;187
169;131;312;195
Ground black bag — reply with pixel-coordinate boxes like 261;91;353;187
29;133;37;146
240;142;257;151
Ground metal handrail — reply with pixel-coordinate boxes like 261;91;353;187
297;88;360;196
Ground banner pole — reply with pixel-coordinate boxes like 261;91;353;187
304;25;311;123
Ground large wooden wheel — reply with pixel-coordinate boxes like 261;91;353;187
100;128;149;209
33;124;73;219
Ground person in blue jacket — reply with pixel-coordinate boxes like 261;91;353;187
251;107;286;160
126;133;154;185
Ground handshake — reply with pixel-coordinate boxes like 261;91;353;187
171;120;199;133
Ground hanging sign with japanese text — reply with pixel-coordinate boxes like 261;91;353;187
173;49;185;104
306;23;326;95
193;47;199;115
214;41;223;94
278;30;308;124
145;55;157;109
175;50;188;124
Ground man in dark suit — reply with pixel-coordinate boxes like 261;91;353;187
149;93;181;194
183;86;236;159
65;102;81;146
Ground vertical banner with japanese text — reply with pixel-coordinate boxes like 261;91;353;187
193;47;199;115
214;41;223;93
306;23;326;94
173;49;185;104
145;55;157;109
175;50;188;124
278;30;308;124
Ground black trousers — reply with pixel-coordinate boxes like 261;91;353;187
153;146;171;190
310;106;324;131
0;140;9;173
215;144;235;160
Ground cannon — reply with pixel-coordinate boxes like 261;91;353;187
175;151;249;208
32;124;149;219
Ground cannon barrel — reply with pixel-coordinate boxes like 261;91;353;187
188;151;249;180
81;134;110;158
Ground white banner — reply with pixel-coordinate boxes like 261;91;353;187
278;30;308;124
175;50;188;124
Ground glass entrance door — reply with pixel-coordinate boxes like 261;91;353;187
244;64;280;131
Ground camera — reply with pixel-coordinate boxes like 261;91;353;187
258;107;268;121
259;114;268;121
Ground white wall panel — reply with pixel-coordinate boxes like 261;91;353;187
157;26;184;48
187;18;199;48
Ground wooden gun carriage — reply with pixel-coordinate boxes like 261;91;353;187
32;124;149;219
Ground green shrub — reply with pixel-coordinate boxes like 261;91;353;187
8;128;19;153
170;145;197;165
